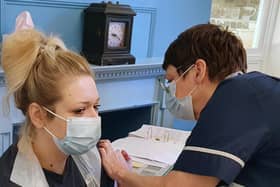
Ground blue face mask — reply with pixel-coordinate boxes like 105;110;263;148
43;107;101;155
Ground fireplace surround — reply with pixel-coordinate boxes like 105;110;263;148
0;59;174;153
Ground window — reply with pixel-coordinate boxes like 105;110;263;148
210;0;261;48
210;0;279;71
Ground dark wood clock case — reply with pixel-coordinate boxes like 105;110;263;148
82;2;136;66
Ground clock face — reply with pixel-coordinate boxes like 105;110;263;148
108;21;126;48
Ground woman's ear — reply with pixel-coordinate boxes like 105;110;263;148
193;59;207;83
28;103;46;129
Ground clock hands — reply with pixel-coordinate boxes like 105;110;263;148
111;33;121;41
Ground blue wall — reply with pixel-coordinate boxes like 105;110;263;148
0;0;211;61
0;1;212;154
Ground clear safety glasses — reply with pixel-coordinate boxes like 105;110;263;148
158;64;195;93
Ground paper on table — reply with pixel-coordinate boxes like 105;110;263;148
112;136;189;165
131;156;169;168
129;124;191;145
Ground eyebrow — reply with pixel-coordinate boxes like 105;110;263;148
78;97;100;104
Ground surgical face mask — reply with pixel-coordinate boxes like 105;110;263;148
163;64;196;120
43;107;101;155
165;82;195;120
163;69;243;120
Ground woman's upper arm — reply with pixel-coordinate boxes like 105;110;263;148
163;170;219;187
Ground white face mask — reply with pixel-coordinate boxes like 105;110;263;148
164;64;196;120
164;69;243;120
165;82;195;120
43;107;101;155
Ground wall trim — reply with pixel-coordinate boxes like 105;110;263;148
0;0;88;35
93;63;164;82
0;0;4;35
133;7;157;57
0;58;265;86
1;0;156;58
0;62;165;86
3;0;88;9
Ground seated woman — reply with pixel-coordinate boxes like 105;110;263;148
0;29;113;187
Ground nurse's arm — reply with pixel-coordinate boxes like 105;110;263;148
117;169;219;187
99;139;219;187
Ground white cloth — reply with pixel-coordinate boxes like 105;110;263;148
73;148;101;187
10;136;101;187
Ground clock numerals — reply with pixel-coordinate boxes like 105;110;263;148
108;21;126;48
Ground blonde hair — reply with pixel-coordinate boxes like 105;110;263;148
1;29;94;140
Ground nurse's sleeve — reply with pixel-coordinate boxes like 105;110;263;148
173;79;269;184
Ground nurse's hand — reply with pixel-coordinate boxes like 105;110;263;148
98;139;132;180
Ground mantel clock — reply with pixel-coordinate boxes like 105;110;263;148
82;1;136;66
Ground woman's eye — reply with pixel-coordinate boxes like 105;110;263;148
73;108;86;114
94;104;101;111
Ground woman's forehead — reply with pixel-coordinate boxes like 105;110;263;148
59;75;99;104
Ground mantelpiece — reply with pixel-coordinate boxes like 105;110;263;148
93;59;164;82
92;58;166;125
0;58;166;115
0;58;171;153
0;58;165;85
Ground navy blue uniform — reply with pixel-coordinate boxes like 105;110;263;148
173;72;280;186
0;144;114;187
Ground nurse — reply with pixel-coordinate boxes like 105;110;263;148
0;29;113;187
99;24;280;187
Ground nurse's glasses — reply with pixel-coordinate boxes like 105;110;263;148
158;64;195;94
158;79;170;94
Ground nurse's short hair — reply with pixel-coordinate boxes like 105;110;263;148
1;29;94;140
162;24;247;81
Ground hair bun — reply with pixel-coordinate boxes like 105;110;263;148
38;36;67;60
2;29;42;92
